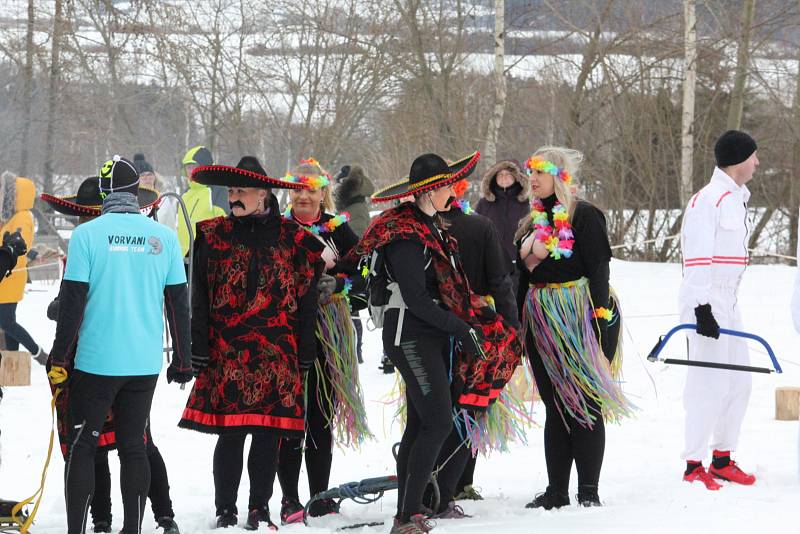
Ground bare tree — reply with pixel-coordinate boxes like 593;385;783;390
42;0;65;197
19;0;35;176
484;0;506;168
680;0;697;207
726;0;756;130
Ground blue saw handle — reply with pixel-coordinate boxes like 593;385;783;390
646;323;782;374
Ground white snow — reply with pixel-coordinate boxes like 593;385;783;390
2;259;800;533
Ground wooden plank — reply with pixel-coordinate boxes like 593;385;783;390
775;386;800;421
0;350;31;386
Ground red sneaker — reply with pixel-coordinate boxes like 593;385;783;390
709;461;756;485
683;465;722;490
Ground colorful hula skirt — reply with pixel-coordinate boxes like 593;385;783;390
523;277;632;429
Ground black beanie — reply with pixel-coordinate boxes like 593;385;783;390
133;153;154;174
99;155;139;195
714;130;757;168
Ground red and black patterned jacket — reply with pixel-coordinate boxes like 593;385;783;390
179;195;324;436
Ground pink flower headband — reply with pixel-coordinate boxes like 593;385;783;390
525;155;572;186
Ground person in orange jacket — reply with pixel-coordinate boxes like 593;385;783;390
0;172;47;365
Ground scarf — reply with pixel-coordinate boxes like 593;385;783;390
101;192;140;215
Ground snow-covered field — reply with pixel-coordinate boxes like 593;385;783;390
2;259;800;533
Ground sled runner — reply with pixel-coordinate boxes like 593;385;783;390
0;499;28;533
647;324;782;374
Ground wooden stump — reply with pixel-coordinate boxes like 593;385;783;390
0;350;31;386
775;387;800;421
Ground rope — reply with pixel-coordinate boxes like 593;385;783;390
12;389;61;533
10;261;61;274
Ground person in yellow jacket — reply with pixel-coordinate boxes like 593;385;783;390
0;172;47;365
176;146;229;257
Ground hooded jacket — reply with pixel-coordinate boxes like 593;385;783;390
475;160;530;262
0;176;35;303
334;166;375;238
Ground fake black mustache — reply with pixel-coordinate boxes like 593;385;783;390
230;201;245;210
444;196;456;208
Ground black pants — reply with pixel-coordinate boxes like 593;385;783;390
383;312;461;522
65;371;158;534
278;360;334;501
352;313;363;363
527;330;605;495
214;433;279;515
456;454;477;493
0;302;38;353
90;423;175;525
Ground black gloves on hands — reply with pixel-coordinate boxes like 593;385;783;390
694;303;720;339
2;229;27;258
167;364;193;384
317;274;337;303
191;353;209;377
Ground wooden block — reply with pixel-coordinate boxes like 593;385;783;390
775;386;800;421
0;350;31;386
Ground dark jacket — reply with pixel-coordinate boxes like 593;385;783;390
334;166;375;238
475;160;530;262
442;207;519;330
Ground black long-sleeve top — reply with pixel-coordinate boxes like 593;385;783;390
441;206;519;330
516;195;612;319
384;206;470;337
191;195;322;368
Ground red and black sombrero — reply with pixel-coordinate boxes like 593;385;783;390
371;151;480;203
41;177;160;217
192;156;310;190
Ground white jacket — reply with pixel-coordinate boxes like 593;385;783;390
679;167;750;308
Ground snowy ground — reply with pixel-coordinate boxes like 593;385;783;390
2;259;800;533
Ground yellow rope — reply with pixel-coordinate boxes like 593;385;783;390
12;388;60;532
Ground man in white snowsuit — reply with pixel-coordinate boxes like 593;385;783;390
679;130;759;490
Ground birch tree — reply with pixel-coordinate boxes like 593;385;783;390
484;0;505;168
680;0;697;206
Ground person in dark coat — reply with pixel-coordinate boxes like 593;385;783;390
439;180;521;502
475;160;530;294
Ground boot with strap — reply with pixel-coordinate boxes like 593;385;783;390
390;514;435;534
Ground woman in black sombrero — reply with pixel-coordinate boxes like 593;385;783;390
42;178;180;534
348;152;522;533
177;157;325;530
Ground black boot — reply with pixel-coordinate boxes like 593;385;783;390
93;520;112;533
379;354;394;374
244;505;277;531
525;487;570;510
576;485;602;507
215;509;237;528
157;516;181;533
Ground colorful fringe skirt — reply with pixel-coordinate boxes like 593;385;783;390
315;294;372;448
523;277;632;429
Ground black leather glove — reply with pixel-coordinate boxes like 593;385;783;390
167;364;193;384
455;326;486;360
2;229;27;258
46;297;60;321
191;353;209;377
694;303;720;339
317;274;337;303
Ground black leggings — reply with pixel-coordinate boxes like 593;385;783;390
527;330;605;495
277;361;334;501
0;302;38;353
65;371;158;534
383;312;461;521
456;454;477;493
90;423;174;525
213;433;279;515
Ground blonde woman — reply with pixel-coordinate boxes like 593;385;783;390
515;146;629;509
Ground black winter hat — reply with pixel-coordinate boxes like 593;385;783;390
98;155;139;196
133;153;154;174
714;130;757;168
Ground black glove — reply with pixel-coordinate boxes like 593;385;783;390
191;353;209;377
167;364;193;384
455;326;486;360
47;297;60;321
694;303;720;339
2;229;27;258
317;274;337;303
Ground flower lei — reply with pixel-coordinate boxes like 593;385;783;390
283;205;350;235
281;157;332;189
530;198;574;260
525;156;572;185
336;273;353;296
453;199;473;214
593;307;613;321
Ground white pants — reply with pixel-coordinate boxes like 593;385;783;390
680;281;752;461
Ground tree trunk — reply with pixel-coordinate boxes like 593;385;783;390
726;0;756;130
680;0;697;207
19;0;35;176
789;2;800;259
42;0;65;199
484;0;505;168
